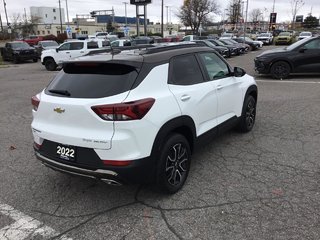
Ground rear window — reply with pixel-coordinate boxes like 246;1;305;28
46;63;139;98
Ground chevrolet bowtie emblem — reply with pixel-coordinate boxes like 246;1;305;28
53;107;65;114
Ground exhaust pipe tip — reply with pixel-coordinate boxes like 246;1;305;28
100;178;122;186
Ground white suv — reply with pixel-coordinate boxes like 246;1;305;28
31;44;258;193
41;39;108;71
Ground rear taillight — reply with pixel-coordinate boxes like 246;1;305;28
91;98;155;121
31;95;40;111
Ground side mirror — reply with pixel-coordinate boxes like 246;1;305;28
299;47;306;53
56;48;59;52
233;67;246;77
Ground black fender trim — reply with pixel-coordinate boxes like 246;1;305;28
150;115;196;160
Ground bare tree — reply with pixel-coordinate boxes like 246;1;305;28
226;0;242;29
177;0;220;34
249;8;263;22
291;0;304;28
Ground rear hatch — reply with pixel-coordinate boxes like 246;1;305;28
32;61;141;150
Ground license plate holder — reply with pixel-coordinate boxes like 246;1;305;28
56;144;76;161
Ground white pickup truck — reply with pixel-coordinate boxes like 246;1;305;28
41;40;108;71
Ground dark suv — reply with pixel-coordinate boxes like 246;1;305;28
255;36;320;79
1;41;38;63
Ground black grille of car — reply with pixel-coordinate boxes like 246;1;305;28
21;50;34;55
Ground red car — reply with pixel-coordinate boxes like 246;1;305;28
23;35;44;46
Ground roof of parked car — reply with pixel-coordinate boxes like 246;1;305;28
66;45;214;65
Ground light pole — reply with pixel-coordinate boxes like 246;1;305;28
161;0;164;37
243;0;249;40
123;2;128;25
58;0;63;34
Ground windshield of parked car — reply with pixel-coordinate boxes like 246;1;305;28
259;33;270;37
299;32;311;36
221;33;233;38
279;32;290;36
214;39;226;45
42;41;58;47
11;42;30;48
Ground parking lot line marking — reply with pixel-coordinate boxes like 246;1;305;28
256;80;320;84
0;203;72;240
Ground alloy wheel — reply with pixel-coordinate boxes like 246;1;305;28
165;143;188;186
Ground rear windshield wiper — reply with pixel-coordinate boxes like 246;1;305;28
49;89;71;96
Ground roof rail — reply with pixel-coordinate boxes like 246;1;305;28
140;42;201;54
86;44;155;56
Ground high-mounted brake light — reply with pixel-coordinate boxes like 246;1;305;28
91;98;155;121
31;95;40;111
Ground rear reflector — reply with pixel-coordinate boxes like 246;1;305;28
33;142;41;150
102;160;132;167
92;98;155;121
31;95;40;111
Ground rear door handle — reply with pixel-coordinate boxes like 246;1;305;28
217;85;223;90
181;95;191;101
65;52;70;54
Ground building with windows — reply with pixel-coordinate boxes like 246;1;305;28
30;6;65;25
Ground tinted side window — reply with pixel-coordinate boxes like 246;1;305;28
199;52;230;80
169;54;204;85
87;41;99;49
304;39;320;49
70;42;84;50
59;43;71;51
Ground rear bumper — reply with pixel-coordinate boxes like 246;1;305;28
35;149;156;185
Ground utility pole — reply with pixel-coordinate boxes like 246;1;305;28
58;0;63;34
65;0;70;23
123;2;128;25
161;0;164;37
3;0;9;27
0;13;3;32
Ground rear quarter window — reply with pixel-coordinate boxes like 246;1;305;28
46;63;139;98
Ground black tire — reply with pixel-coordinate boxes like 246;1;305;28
44;58;57;71
270;61;290;79
33;58;38;62
156;134;191;194
13;55;19;64
237;95;256;133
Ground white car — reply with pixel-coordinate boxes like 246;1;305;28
32;44;258;193
298;31;312;40
256;33;273;45
239;36;263;48
41;39;108;71
110;39;132;47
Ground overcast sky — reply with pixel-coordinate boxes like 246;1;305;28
2;0;320;25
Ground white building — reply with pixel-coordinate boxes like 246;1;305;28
30;6;65;25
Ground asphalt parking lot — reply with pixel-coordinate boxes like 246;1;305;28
1;46;320;240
